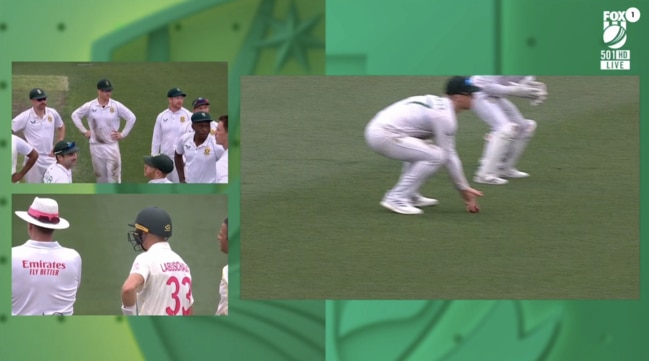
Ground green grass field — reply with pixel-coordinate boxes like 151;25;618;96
11;62;228;183
240;76;639;299
11;194;228;316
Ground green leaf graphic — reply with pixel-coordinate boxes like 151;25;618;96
332;301;450;361
329;300;562;361
338;300;436;338
440;301;561;361
130;300;325;361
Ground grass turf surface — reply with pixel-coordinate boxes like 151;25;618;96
240;76;639;299
11;194;228;316
12;62;228;183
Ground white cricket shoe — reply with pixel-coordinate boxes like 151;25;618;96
412;193;439;207
473;174;509;185
500;169;530;178
380;198;423;215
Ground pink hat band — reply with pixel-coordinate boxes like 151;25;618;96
28;207;61;225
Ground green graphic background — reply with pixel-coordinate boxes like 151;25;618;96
1;0;324;360
1;0;647;361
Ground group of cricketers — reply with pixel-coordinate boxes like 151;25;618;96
366;75;547;215
11;196;228;316
11;79;229;184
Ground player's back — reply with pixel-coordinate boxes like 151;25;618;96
12;241;82;315
136;243;193;316
369;95;453;139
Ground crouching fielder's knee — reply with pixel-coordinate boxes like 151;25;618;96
521;119;536;138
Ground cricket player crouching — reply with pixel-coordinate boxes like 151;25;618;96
470;76;547;185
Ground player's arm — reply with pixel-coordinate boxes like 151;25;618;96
434;121;482;213
175;135;187;183
13;148;38;183
518;76;547;105
175;151;186;183
117;103;137;139
151;115;162;154
56;123;66;143
473;76;540;99
121;273;145;315
53;109;65;142
71;102;91;138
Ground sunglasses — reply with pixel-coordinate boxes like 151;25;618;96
35;98;47;102
28;210;60;224
54;141;76;155
100;89;113;93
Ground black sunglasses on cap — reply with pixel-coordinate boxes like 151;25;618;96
54;141;76;155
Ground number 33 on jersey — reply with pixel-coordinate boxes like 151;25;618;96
130;243;194;316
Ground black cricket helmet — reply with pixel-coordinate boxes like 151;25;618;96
127;206;172;251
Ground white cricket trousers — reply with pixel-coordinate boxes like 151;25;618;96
365;125;446;201
471;93;527;131
89;143;121;183
471;93;536;174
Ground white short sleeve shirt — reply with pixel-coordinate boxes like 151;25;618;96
216;265;228;315
11;107;64;155
128;242;193;316
43;163;72;183
215;149;228;184
12;134;34;174
12;240;82;315
148;178;173;184
175;132;225;183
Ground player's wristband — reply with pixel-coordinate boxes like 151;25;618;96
121;304;137;316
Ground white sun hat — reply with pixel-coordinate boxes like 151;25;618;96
15;197;70;230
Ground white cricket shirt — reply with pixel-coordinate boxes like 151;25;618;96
71;99;136;145
151;107;193;157
12;107;64;155
148;178;173;184
216;265;228;315
43;163;72;183
367;95;470;190
215;148;228;184
12;134;34;174
128;242;193;316
175;132;224;183
12;240;82;315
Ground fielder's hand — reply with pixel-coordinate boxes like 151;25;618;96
508;81;546;101
111;131;124;141
461;187;483;213
516;78;548;106
528;81;547;106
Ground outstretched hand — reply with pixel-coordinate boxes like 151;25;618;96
461;187;483;213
